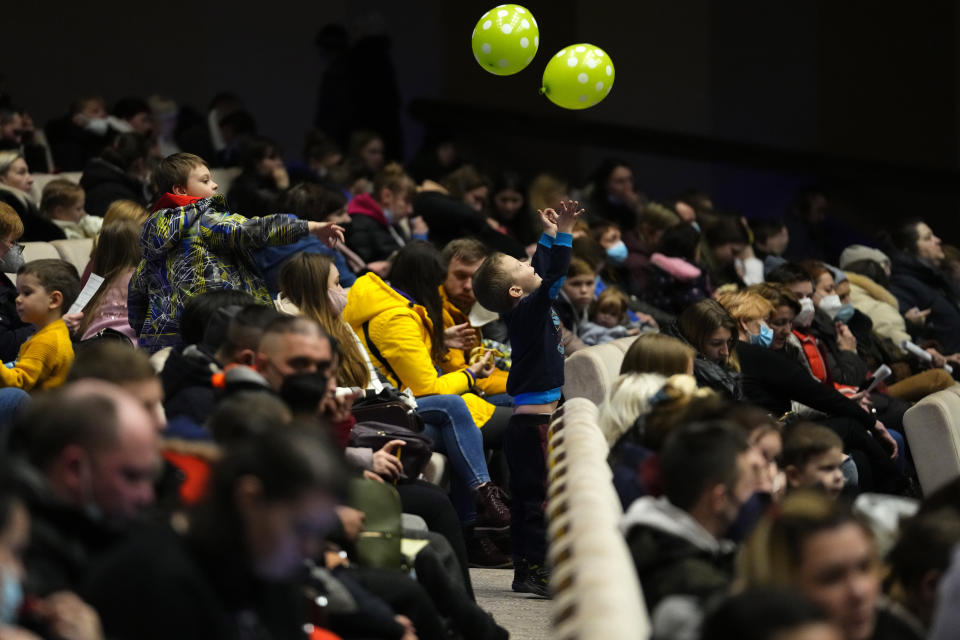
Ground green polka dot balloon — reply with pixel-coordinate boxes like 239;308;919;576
471;4;540;76
541;44;615;110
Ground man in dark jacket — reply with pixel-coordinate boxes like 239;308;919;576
621;421;760;639
12;380;160;596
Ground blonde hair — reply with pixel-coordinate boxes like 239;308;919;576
591;287;629;323
373;162;416;202
277;253;369;388
620;333;695;376
77;219;142;337
738;490;874;590
567;257;596;279
103;200;150;227
717;290;774;325
640;202;681;231
644;374;718;450
528;173;567;213
0;151;23;179
40;179;84;218
599;372;668;447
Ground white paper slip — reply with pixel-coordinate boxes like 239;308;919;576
68;273;105;315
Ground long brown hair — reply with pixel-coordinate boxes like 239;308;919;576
277;253;369;388
77;218;142;337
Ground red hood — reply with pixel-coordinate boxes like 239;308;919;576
153;192;205;212
347;193;389;227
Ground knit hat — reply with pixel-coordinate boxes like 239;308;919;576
839;245;890;270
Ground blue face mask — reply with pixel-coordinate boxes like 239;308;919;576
382;208;394;224
606;240;628;264
749;322;774;348
0;568;22;624
834;304;855;324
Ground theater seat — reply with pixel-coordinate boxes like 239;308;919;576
562;336;637;406
51;238;93;275
903;385;960;495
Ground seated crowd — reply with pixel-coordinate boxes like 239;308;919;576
0;87;957;640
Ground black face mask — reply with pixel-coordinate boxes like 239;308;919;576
279;372;328;415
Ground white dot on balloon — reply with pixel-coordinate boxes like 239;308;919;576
594;50;604;57
521;19;530;29
595;81;604;91
482;43;492;54
498;59;510;68
606;65;612;76
577;72;588;83
586;58;598;69
557;49;566;58
526;56;533;64
501;24;513;34
516;6;525;13
498;9;508;17
567;57;578;67
483;20;492;30
520;37;529;48
578;95;589;103
575;46;586;52
532;17;538;27
535;36;539;47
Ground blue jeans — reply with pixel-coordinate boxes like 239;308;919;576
417;394;491;523
888;429;913;477
484;393;514;408
0;388;30;429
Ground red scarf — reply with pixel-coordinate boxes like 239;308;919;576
152;192;205;212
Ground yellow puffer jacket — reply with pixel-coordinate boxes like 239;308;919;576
344;273;496;428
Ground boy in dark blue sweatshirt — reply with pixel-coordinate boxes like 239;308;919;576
472;199;583;597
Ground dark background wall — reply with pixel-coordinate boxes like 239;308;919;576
4;0;959;237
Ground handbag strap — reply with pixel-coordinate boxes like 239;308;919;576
362;320;403;387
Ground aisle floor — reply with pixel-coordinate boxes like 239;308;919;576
471;568;551;640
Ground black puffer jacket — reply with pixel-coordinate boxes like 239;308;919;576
889;251;960;353
662;323;743;400
79;158;148;216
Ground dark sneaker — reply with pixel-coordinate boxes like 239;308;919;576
511;559;528;593
467;532;513;569
475;483;511;531
519;562;550;598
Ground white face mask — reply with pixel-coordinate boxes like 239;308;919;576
84;117;110;136
818;294;843;319
794;297;815;328
328;287;348;315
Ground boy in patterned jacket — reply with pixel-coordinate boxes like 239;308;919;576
129;153;342;352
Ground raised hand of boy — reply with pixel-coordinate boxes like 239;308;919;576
556;199;585;234
537;207;559;237
308;221;346;248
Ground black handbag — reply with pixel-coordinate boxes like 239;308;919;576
348;421;434;480
351;388;424;433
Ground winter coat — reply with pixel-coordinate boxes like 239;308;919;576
888;251;960;353
641;253;709;317
343;273;495;428
79;157;149;216
129;193;308;352
0;274;34;362
553;289;588;337
345;193;408;263
580;321;633;346
0;186;65;242
623;229;654;293
414;191;526;258
621;496;735;640
227;171;285;218
808;310;869;386
845;271;911;353
254;235;357;297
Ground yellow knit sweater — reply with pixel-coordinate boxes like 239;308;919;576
0;319;74;391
